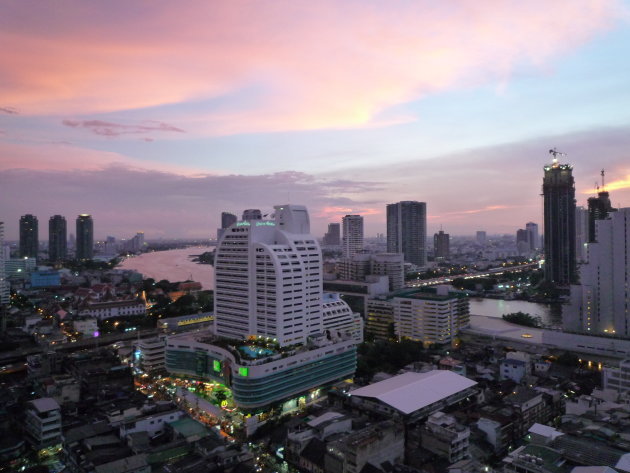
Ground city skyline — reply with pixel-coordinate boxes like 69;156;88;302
2;1;630;239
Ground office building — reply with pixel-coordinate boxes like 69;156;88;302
565;209;630;335
0;222;8;305
434;230;450;259
166;205;360;410
342;215;363;259
542;157;576;285
476;231;487;246
387;201;427;266
19;214;38;259
323;222;341;246
75;214;94;261
575;206;589;262
367;286;469;346
337;253;404;292
525;222;539;250
516;229;530;256
217;211;238;240
48;215;67;262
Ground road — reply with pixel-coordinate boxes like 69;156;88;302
405;262;538;288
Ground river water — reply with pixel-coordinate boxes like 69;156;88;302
118;247;215;290
468;298;562;327
117;249;562;325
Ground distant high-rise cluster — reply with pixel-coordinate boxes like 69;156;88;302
76;214;94;261
19;214;38;259
14;213;95;262
542;158;576;285
387;201;427;267
342;215;364;259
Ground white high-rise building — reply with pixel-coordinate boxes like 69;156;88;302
214;205;324;347
525;222;539;251
0;222;9;305
565;209;630;335
575;206;589;263
342;215;364;259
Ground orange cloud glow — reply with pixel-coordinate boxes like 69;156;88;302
0;0;622;136
316;206;381;220
581;174;630;194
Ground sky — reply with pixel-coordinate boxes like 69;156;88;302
1;0;630;240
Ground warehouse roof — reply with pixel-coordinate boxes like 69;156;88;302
349;370;477;415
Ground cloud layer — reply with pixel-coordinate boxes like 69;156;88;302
0;0;622;135
2;125;629;240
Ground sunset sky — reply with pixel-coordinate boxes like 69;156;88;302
1;0;630;240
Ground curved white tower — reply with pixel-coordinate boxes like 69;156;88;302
214;205;323;346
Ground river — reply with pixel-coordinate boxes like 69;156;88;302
468;298;562;327
118;247;215;290
117;249;562;325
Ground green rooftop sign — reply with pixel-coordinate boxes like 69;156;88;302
239;366;248;377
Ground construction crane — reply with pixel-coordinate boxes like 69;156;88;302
548;148;566;165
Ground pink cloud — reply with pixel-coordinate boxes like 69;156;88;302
62;119;184;137
0;106;18;115
0;141;207;176
0;1;623;135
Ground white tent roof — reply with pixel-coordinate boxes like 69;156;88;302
349;370;477;415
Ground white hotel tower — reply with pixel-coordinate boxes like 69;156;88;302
215;205;358;347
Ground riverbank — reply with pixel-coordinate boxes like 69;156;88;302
118;247;215;290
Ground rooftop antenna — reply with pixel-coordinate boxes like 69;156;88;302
601;169;606;192
548;148;566;166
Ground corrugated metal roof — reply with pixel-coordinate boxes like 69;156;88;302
349;370;477;415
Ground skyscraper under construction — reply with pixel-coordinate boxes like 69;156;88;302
542;151;576;285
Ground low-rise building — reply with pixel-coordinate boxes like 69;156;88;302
348;370;478;424
421;411;470;463
119;409;185;439
78;298;146;320
325;420;405;473
136;337;166;373
25;397;62;450
603;359;630;394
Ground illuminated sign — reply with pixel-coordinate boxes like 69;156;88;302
236;221;251;227
255;221;275;227
239;366;248;377
213;360;221;372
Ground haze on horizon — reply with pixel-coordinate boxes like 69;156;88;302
1;0;630;241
